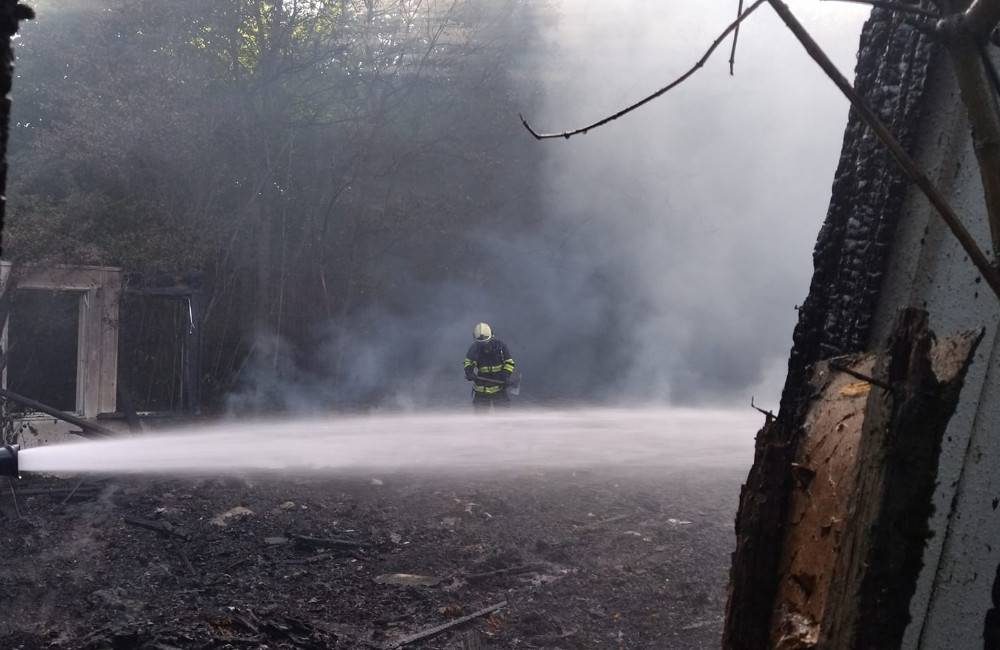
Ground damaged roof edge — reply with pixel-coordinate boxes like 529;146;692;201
779;8;938;411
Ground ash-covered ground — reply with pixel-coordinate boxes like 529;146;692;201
0;466;745;649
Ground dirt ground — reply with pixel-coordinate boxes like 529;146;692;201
0;465;745;649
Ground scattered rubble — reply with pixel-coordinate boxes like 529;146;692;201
385;600;507;649
374;573;443;587
123;515;191;541
210;505;255;527
1;468;740;648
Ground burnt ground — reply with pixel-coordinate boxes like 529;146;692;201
0;466;745;649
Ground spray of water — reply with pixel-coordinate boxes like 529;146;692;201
16;408;757;475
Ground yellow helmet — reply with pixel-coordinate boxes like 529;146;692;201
473;322;493;342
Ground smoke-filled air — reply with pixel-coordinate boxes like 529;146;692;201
0;0;895;647
7;0;868;411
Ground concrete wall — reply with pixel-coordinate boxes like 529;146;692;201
868;46;1000;649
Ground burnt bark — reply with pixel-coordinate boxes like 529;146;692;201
985;561;1000;650
723;412;801;650
724;11;937;649
782;9;936;407
0;0;32;257
727;309;981;650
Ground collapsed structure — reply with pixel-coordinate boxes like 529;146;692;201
726;7;1000;650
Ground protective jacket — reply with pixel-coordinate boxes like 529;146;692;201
464;339;515;394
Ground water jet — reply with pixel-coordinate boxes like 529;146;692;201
3;409;756;477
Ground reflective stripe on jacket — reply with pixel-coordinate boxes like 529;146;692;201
464;338;515;392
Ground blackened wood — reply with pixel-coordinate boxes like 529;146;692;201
0;1;32;256
726;307;981;649
780;8;935;408
768;0;1000;302
725;11;937;648
385;601;507;649
723;410;802;649
819;309;982;648
985;561;1000;649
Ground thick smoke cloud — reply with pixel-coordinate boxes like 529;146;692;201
508;0;870;405
8;0;872;411
224;0;871;410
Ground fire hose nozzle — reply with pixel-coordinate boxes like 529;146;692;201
0;444;18;477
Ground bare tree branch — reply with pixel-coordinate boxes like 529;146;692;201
981;41;1000;96
926;2;1000;256
819;0;940;19
520;0;1000;300
944;32;1000;255
729;0;746;75
519;0;767;140
766;0;1000;302
962;0;1000;38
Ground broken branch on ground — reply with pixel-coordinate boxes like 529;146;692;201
287;531;365;550
464;564;542;582
384;600;508;649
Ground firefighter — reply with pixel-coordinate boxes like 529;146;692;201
463;322;515;411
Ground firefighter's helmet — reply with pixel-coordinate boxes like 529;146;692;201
473;322;493;342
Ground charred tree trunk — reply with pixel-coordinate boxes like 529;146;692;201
0;3;32;444
724;309;982;649
724;390;810;649
820;311;981;648
723;11;938;649
0;0;32;256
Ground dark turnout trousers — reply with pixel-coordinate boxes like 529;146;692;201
473;390;510;412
